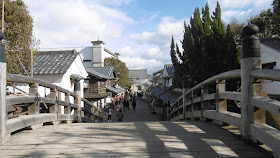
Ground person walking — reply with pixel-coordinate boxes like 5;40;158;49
127;99;131;112
123;100;127;112
117;109;124;122
108;108;112;122
132;99;136;112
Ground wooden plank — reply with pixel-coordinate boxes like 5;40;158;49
57;114;74;121
185;111;202;118
203;110;241;128
219;92;242;101
0;121;272;158
7;74;56;89
250;123;280;157
252;96;280;116
6;96;55;106
6;114;57;134
171;69;241;106
251;69;280;82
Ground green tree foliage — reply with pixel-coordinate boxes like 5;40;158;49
104;57;131;88
170;2;239;89
170;36;183;88
0;0;38;74
229;18;245;61
250;0;280;37
273;0;280;36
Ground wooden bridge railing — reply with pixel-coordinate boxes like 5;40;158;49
0;31;103;144
168;24;280;158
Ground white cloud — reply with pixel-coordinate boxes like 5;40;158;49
120;46;137;57
94;0;134;7
124;16;186;72
208;0;273;23
131;16;186;48
23;0;134;48
208;0;272;9
120;56;163;73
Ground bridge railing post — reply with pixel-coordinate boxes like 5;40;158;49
28;83;39;115
64;93;72;124
215;79;227;112
0;31;8;144
28;82;44;129
200;84;208;120
74;80;81;123
241;24;261;140
49;87;58;114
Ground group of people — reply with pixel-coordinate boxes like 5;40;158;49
108;92;139;122
108;108;124;122
123;98;137;112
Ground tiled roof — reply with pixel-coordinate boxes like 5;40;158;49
261;38;280;52
165;64;174;74
149;86;170;97
129;69;148;78
34;50;78;75
153;69;163;75
164;64;174;78
86;66;114;79
159;89;182;104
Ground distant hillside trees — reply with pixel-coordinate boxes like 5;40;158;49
170;2;239;89
104;57;131;88
250;0;280;37
0;0;39;74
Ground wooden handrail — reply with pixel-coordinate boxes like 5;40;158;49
251;69;280;81
171;69;241;107
3;73;103;143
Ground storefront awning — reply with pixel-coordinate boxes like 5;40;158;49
159;89;182;104
106;86;126;94
84;92;111;99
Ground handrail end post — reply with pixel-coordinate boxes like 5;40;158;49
241;24;261;140
0;31;7;144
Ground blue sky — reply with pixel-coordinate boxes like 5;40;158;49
23;0;273;74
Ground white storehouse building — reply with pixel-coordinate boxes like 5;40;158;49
260;38;280;99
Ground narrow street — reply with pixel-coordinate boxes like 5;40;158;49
110;98;163;122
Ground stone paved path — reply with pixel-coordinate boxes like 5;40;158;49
110;99;163;122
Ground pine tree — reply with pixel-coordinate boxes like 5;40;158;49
170;2;239;90
202;2;213;80
190;8;205;84
170;36;182;88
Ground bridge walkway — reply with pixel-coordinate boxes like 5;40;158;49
0;99;273;158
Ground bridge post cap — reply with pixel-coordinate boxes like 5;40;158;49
242;24;259;37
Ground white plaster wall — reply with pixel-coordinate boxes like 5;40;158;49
165;78;172;87
7;83;29;94
106;96;112;104
32;55;88;114
261;44;280;95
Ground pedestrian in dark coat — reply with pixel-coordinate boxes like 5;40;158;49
117;109;124;122
132;99;136;112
